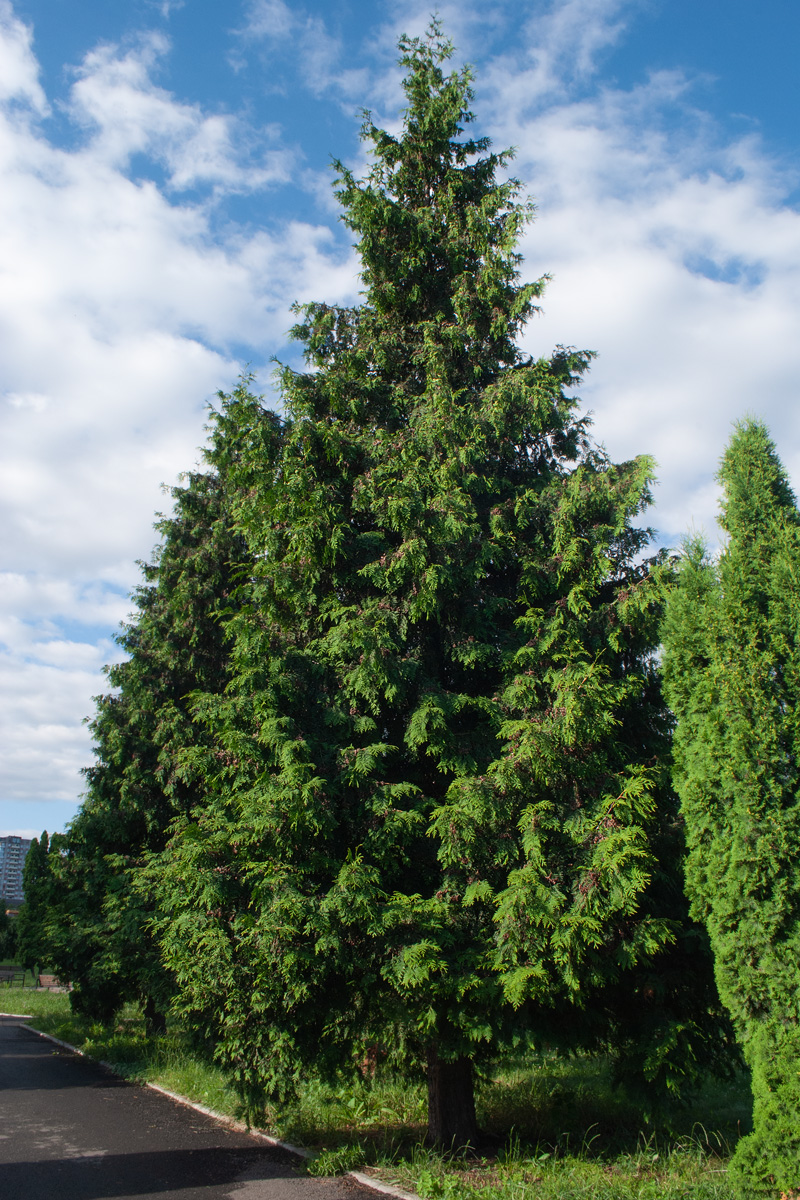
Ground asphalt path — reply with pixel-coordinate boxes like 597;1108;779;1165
0;1015;376;1200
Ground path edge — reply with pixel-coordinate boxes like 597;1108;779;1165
16;1020;419;1200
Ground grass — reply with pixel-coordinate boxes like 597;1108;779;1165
292;1059;749;1199
395;1133;735;1200
2;987;750;1199
0;986;70;1019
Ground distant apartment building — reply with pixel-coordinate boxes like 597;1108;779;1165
0;836;32;906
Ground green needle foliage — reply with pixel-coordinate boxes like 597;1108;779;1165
662;418;800;1197
153;27;729;1146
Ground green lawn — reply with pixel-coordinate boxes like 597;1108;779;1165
1;989;748;1199
0;984;66;1018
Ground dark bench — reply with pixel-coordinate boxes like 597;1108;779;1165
0;968;26;986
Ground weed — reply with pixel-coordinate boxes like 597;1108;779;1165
305;1144;366;1177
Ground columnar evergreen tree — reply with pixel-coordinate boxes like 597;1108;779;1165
662;419;800;1197
42;384;279;1025
0;903;15;962
15;831;60;971
155;28;730;1144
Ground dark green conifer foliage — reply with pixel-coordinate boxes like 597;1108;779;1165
0;903;15;962
156;29;728;1145
15;831;60;971
41;384;275;1024
662;418;800;1197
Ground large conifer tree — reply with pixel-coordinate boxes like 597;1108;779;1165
662;419;800;1197
156;29;728;1144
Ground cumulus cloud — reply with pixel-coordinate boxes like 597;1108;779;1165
68;33;293;192
0;570;127;818
0;647;107;803
0;0;47;111
475;23;800;544
0;4;359;829
240;0;372;103
241;0;295;41
509;0;635;99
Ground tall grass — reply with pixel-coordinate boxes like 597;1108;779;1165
403;1130;734;1200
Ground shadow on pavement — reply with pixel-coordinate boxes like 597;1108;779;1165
1;1144;299;1198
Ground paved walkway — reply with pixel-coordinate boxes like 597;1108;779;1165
0;1016;374;1200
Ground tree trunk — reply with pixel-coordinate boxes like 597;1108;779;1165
144;995;167;1035
426;1047;477;1149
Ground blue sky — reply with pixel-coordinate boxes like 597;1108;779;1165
2;0;800;836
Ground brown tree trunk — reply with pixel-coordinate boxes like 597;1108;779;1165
426;1046;477;1149
144;995;167;1036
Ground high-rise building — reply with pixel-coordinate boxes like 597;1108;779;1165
0;836;32;906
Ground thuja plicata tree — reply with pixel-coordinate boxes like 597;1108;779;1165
153;27;732;1146
662;419;800;1197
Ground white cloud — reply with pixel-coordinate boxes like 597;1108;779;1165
515;0;635;97
469;9;800;546
67;33;293;192
242;0;295;41
0;652;103;804
0;0;47;112
239;1;373;104
0;572;129;637
0;570;126;816
0;28;360;582
0;5;361;829
148;1;186;17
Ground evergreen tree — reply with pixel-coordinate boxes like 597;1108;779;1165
0;903;15;962
662;418;800;1197
155;28;729;1144
43;383;278;1025
15;832;59;971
